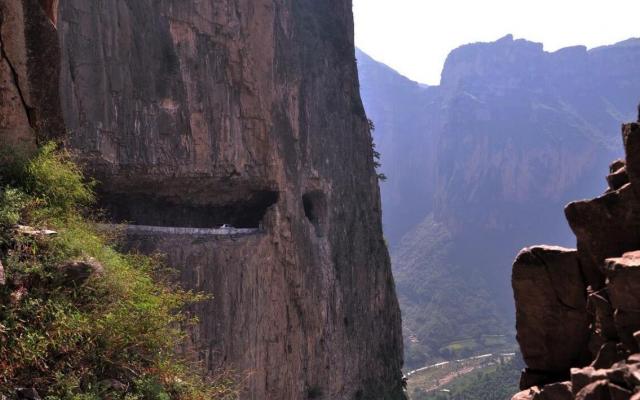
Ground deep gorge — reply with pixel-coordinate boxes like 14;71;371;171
0;0;406;398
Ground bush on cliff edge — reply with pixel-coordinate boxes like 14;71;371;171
0;143;236;399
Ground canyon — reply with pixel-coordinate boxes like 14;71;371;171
1;1;406;399
358;35;640;369
8;1;640;399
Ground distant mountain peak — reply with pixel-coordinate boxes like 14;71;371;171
441;36;545;89
357;35;640;369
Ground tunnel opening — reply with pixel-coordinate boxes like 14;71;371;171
302;191;327;235
99;190;278;229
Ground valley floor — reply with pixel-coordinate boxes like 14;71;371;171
407;353;520;399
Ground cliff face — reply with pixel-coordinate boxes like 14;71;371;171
0;0;64;147
512;122;640;399
357;36;640;368
57;1;405;399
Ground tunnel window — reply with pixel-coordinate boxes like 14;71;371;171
100;190;278;229
302;191;327;236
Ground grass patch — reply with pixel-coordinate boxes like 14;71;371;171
0;143;237;399
443;339;476;353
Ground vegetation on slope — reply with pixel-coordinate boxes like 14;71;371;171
0;144;236;399
409;355;523;400
394;216;515;369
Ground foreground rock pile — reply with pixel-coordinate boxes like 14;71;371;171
512;122;640;399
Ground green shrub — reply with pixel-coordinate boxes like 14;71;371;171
0;143;237;399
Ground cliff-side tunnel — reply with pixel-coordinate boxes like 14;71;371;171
57;0;406;398
100;189;278;229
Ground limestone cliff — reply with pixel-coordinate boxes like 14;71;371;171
57;1;405;399
512;122;640;399
0;0;64;147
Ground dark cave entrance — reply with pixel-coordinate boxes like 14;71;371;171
100;190;278;229
302;191;327;235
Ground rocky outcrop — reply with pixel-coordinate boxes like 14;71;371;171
57;1;405;399
0;0;64;147
512;121;640;400
513;246;591;384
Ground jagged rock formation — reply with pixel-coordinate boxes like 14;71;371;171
512;121;640;399
0;0;64;147
56;1;405;399
357;36;640;368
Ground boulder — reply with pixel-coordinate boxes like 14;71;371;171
572;367;609;396
534;382;573;400
610;160;626;174
604;252;640;352
513;389;537;400
565;184;640;290
604;363;633;388
16;225;58;237
57;258;104;287
604;251;640;310
607;166;629;192
513;245;591;377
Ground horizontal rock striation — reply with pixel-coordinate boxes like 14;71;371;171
57;0;405;399
512;121;640;399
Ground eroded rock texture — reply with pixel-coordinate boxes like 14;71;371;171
0;0;64;147
513;246;590;377
57;1;405;399
512;122;640;400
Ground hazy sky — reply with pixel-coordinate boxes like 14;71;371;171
353;0;640;85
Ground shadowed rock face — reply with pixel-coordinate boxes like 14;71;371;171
57;1;405;399
565;183;640;291
511;121;640;399
37;0;58;25
0;0;64;147
513;246;590;374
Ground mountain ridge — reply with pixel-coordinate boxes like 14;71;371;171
358;35;640;369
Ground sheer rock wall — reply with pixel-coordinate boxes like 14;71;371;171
57;1;405;399
0;0;64;147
